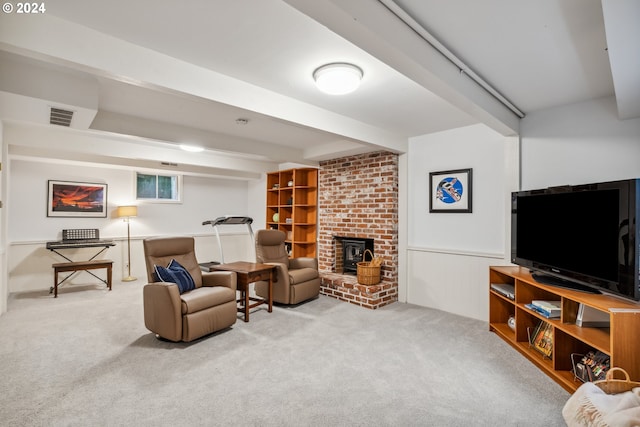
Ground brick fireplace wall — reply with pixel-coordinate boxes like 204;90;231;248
318;151;398;309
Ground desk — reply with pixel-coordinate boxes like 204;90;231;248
209;262;275;322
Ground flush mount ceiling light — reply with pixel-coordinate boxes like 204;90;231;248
180;144;204;153
313;63;363;95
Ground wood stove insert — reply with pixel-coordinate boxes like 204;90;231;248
334;236;374;274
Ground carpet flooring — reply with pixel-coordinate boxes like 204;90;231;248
0;280;569;426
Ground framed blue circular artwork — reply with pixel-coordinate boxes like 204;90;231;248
429;168;472;213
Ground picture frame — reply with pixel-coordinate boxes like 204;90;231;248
429;168;472;213
47;180;108;218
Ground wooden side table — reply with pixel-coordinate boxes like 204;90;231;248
210;261;275;322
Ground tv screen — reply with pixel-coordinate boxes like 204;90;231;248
511;179;640;301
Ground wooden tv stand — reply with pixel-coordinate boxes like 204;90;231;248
489;266;640;393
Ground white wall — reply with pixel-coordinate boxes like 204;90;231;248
0;120;6;313
520;96;640;189
404;97;640;322
406;124;516;321
8;233;253;294
6;158;259;293
8;160;253;241
408;124;513;254
7;95;638;316
247;175;267;232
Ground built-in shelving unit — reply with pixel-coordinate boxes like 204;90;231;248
266;168;318;258
489;265;640;393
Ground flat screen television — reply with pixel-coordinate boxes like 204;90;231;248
511;178;640;302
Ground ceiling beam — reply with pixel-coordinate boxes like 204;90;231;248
0;12;407;153
284;0;521;136
601;0;640;120
4;122;273;179
90;111;311;165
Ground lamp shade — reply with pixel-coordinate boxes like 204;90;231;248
313;63;363;95
117;205;138;218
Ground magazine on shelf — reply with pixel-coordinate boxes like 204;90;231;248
572;351;610;382
531;320;553;358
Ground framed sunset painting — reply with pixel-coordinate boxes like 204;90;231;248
47;180;107;217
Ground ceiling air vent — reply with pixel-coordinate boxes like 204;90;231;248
50;107;74;127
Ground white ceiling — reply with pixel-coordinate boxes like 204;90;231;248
0;0;637;177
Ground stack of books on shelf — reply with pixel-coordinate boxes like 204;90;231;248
525;300;561;319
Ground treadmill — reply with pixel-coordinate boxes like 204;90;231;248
199;216;254;270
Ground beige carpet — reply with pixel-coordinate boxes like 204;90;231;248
0;279;569;426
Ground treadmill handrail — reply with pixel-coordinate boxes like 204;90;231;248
202;216;254;264
202;216;253;226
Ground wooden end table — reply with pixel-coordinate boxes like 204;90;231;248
210;261;275;322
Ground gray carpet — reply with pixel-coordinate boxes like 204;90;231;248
0;280;569;426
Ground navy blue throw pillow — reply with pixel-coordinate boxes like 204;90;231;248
154;259;196;294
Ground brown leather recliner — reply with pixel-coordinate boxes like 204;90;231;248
143;236;237;342
254;229;320;304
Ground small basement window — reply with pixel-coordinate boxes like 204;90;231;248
136;172;182;202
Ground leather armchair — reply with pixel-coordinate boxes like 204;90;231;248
143;236;237;342
254;229;320;304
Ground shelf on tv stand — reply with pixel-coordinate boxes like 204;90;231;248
530;272;600;294
489;265;640;393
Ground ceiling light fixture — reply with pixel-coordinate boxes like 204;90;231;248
313;63;363;95
180;144;204;153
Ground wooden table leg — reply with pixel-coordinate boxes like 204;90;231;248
221;265;276;322
54;270;58;298
244;284;250;322
268;270;273;313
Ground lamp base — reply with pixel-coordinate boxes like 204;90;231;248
122;276;137;282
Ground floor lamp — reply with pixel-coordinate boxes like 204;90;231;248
117;205;138;282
